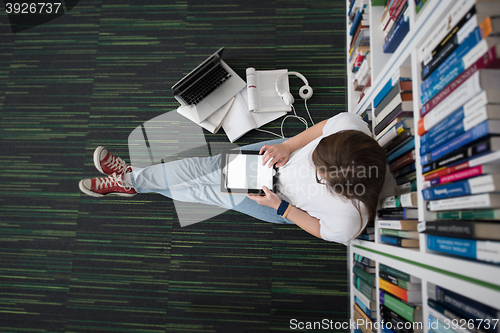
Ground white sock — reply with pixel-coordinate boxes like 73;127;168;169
122;170;133;187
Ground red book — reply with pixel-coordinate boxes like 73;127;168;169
418;45;500;133
389;150;415;173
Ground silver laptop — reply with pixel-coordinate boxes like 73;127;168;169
171;47;246;124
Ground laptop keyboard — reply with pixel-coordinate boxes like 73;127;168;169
179;64;232;106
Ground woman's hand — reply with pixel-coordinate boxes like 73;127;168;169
260;142;292;168
246;186;282;210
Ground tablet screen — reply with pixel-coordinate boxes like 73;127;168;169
225;153;273;190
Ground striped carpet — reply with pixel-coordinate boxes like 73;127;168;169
0;1;349;332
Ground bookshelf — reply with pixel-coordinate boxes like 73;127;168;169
346;0;500;333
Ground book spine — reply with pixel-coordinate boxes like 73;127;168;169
354;253;374;267
390;149;415;172
396;171;416;186
393;163;416;179
383;12;410;53
388;138;415;162
421;47;500;117
380;305;415;333
350;9;363;36
375;109;413;135
381;235;402;246
420;107;465;146
421;35;489;105
379;290;415;322
379;263;407;280
434;284;500;324
420;121;464;156
379;271;404;288
427;193;495;211
418;221;476;238
353;266;375;287
418;0;476;61
421;121;489;166
374;80;395;108
422;177;474;200
355;276;375;300
421;27;482;92
355;296;375;319
394;180;417;196
379;278;410;302
375;84;402;117
434;208;500;220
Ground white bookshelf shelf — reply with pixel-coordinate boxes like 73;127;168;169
347;0;500;332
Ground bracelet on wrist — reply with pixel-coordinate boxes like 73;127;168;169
277;200;291;218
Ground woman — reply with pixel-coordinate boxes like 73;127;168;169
79;112;387;244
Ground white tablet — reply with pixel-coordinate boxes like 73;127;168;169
220;149;277;195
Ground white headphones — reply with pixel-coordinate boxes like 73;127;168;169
275;71;313;106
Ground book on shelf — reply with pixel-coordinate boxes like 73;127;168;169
430;208;500;221
375;98;413;127
376;219;419;231
374;82;412;117
383;4;410;54
393;163;416;179
421;5;477;81
421;44;500;107
376;117;413;143
421;38;500;105
389;151;415;173
422;174;500;201
358;233;375;241
382;0;407;37
384;128;415;154
379;290;422;322
375;104;414;135
418;0;477;64
379;263;421;283
353;266;375;287
481;16;500;39
380;235;420;248
426;235;500;264
420;120;500;166
378;208;418;220
428;282;500;331
355;296;377;319
380;228;419;239
427;192;500;211
373;67;412;108
418;220;500;240
419;70;500;133
354;260;376;273
381;192;418;208
379;278;422;303
394;180;417;196
354;275;377;301
427;298;490;333
354;304;377;333
395;170;416;186
420;88;500;147
380;304;423;333
354;253;376;267
423;164;500;189
354;286;377;311
378;270;422;291
421;138;500;175
387;138;414;163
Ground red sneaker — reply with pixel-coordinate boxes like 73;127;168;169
79;173;136;198
93;146;132;176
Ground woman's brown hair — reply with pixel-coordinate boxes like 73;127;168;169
311;130;386;234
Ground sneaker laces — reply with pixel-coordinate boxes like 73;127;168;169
96;173;132;191
104;154;129;174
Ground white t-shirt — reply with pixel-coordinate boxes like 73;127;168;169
276;112;373;245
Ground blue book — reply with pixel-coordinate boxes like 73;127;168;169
420;120;500;166
430;283;500;332
387;138;415;163
421;28;482;93
428;315;456;333
392;162;416;178
350;9;363;36
420;106;465;146
427;235;500;264
422;177;474;200
373;79;412;108
420;119;465;155
383;13;410;54
354;296;375;319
